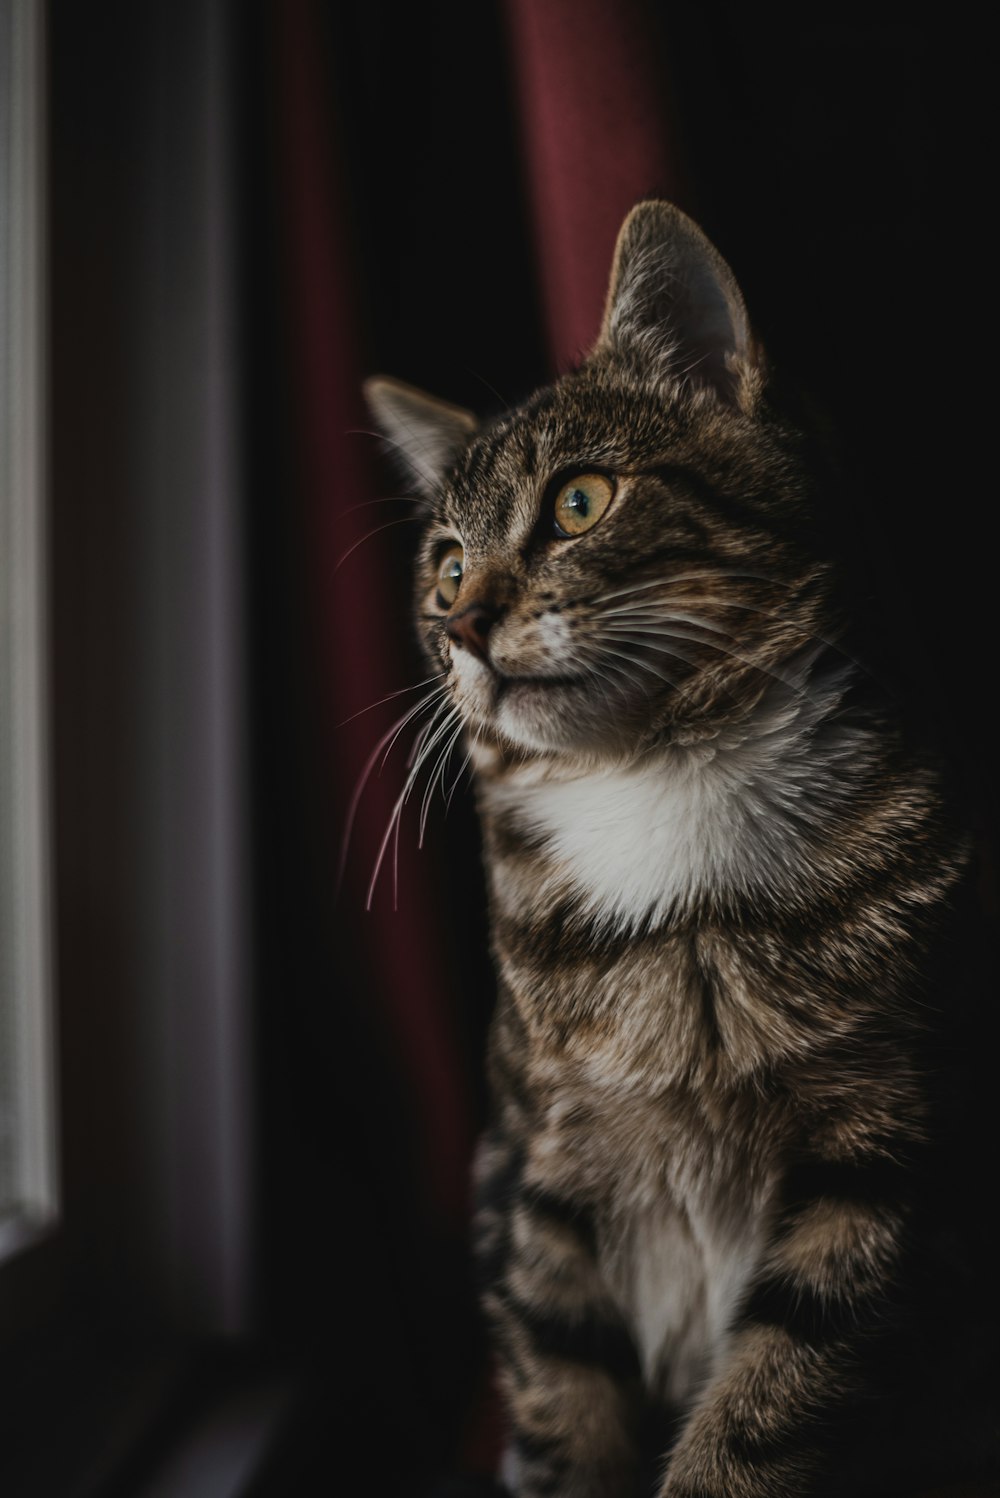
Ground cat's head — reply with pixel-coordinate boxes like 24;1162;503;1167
365;202;836;767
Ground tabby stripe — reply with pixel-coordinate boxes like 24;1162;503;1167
500;1290;641;1382
473;1140;524;1290
646;463;812;548
474;1137;524;1214
472;1227;508;1294
489;808;548;859
520;1184;598;1254
779;1154;914;1217
514;1425;569;1492
720;1417;809;1467
739;1271;887;1344
514;1428;564;1465
496;901;659;969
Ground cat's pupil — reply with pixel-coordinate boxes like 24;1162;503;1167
566;488;588;515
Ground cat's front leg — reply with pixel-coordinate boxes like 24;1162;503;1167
474;1126;643;1498
659;1149;910;1498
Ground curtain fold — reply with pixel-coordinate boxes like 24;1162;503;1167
502;0;686;369
273;0;473;1228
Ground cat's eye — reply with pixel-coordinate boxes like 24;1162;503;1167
552;473;616;538
435;543;464;607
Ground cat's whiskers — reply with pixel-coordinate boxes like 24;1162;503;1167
380;685;452;774
585;641;655;697
463;366;510;408
591;569;797;609
445;715;488;814
600;626;702;667
334;515;423;573
610;592;872;678
597;639;685;688
604;620;830;701
419;713;465;847
346;425;440;497
367;695;460;910
337;670;448;729
393;708;454;904
600;603;731;635
338;680;450;893
446;741;475;813
580;655;632;715
336;493;425;521
405;718;432;772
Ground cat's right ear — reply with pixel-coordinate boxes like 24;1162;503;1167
363;376;478;496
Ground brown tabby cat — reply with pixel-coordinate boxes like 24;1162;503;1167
364;203;997;1498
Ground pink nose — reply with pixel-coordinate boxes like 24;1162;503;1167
446;602;501;663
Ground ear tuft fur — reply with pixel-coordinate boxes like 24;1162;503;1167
363;376;478;495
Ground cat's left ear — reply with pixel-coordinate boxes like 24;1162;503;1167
363;376;478;496
595;200;764;412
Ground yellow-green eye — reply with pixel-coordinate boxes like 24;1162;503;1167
553;473;615;537
435;543;464;607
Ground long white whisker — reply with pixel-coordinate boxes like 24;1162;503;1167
338;683;448;892
609;593;860;667
374;691;446;771
599;641;683;688
607;628;824;700
600;628;702;667
447;717;487;812
599;606;731;635
337;493;424;522
379;686;450;775
446;743;474;812
337;671;447;729
367;703;457;910
419;715;465;846
601;619;727;652
394;703;456;903
589;645;649;695
400;697;453;780
583;655;636;712
591;569;799;608
334;515;422;573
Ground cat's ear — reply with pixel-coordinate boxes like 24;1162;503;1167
596;201;763;411
363;376;478;495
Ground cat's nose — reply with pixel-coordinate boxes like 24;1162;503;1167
446;601;502;663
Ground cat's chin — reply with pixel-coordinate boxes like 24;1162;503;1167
484;679;643;757
496;683;592;754
450;652;652;756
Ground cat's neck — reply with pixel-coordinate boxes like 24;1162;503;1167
477;664;879;933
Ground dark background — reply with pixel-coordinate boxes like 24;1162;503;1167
1;2;992;1494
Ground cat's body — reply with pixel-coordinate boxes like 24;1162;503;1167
365;203;996;1497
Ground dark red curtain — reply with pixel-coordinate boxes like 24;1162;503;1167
242;4;992;1491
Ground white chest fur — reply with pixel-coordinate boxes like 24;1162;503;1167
494;753;753;930
607;1193;768;1404
484;672;865;933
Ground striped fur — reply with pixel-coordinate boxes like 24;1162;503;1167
366;202;994;1496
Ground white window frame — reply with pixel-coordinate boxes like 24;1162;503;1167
0;0;59;1261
